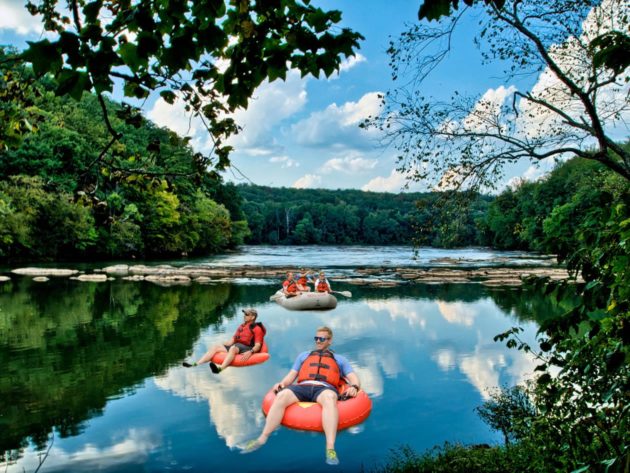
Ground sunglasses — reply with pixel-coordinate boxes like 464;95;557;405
314;336;329;343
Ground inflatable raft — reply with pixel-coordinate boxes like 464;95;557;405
261;382;372;431
272;290;337;310
211;340;270;367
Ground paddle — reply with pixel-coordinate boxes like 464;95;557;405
332;290;352;298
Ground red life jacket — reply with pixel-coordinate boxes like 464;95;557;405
234;321;266;347
316;280;330;292
297;349;341;388
298;276;308;285
284;280;298;293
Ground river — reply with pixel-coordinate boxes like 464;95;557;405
0;246;558;472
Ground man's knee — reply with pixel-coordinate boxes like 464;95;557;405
317;390;338;405
228;345;240;353
275;389;297;405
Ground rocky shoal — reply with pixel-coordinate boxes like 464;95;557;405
3;264;576;287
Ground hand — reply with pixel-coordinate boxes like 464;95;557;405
346;385;359;397
240;350;253;361
273;382;285;394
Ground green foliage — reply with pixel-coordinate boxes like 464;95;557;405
482;157;620;252
0;54;248;261
0;48;43;151
0;176;97;259
373;443;531;473
475;385;536;446
492;201;630;470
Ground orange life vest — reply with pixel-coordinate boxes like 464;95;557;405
316;280;330;292
297;349;341;388
284;280;298;293
234;322;266;347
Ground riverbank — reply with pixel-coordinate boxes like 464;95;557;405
3;263;574;287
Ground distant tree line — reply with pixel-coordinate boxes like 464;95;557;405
237;150;628;254
237;184;492;246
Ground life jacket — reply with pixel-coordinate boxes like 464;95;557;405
297;349;341;389
316;279;330;292
284;280;298;294
234;321;266;347
298;276;308;285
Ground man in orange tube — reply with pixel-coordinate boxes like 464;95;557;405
182;308;264;373
241;326;361;466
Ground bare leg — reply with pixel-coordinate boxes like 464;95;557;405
219;345;240;370
256;389;299;445
317;389;339;450
196;344;227;365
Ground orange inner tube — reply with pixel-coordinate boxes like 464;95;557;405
211;340;270;367
261;382;372;431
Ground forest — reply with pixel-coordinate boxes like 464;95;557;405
0;47;249;262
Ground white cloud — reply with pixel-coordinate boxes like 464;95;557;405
270;155;299;168
365;299;431;329
436;301;478;326
6;429;160;472
292;173;322;188
462;85;517;135
0;1;42;35
291;92;383;148
227;70;308;152
335;53;367;77
432;348;457;371
361;169;408;192
146;97;201;140
146;70;308;156
321;152;378;174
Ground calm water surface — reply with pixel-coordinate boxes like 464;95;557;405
0;250;559;473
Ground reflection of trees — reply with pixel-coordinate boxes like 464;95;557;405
0;279;230;458
351;283;567;325
486;286;572;325
346;283;495;303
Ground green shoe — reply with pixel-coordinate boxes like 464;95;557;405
240;439;263;454
325;449;339;466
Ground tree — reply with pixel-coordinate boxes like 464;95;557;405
16;0;362;178
367;0;629;191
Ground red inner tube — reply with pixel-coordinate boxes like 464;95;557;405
211;340;270;367
261;382;372;431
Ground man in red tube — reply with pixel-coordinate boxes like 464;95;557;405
241;326;361;466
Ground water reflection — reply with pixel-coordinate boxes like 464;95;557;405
1;279;563;472
5;429;160;473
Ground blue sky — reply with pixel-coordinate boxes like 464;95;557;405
1;0;627;192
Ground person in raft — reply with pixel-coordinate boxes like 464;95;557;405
241;326;361;466
182;308;264;374
313;271;332;293
282;271;299;297
296;270;313;292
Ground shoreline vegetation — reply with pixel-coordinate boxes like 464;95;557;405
2;261;572;287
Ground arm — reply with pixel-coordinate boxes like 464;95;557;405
239;341;261;361
344;372;361;397
273;369;298;393
337;355;360;397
